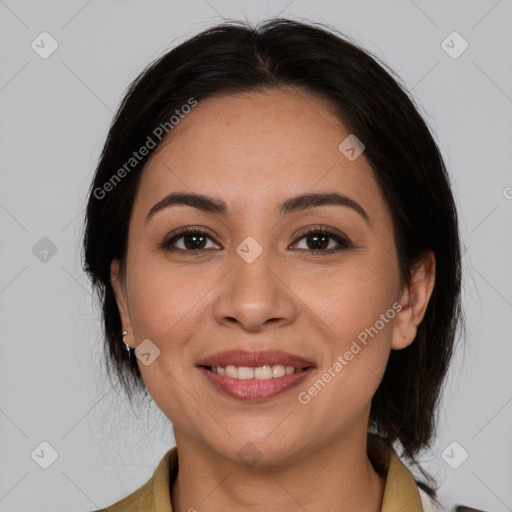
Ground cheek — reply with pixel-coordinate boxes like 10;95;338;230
293;253;399;402
126;251;206;340
305;251;400;341
124;253;215;398
297;289;396;424
125;256;209;422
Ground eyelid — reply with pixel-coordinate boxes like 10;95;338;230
159;226;221;251
166;225;220;242
291;225;353;251
159;224;353;253
292;224;348;242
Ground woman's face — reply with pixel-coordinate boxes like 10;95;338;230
111;88;428;465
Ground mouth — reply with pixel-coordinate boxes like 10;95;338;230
196;350;316;401
202;364;308;379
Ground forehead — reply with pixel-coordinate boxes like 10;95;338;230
135;89;388;221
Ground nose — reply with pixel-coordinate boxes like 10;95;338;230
212;246;299;333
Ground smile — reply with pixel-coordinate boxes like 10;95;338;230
197;349;316;400
207;364;305;379
199;365;314;400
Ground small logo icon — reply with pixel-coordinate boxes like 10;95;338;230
31;32;59;59
135;338;161;366
503;186;512;200
338;134;365;161
441;32;468;59
441;441;469;469
237;442;262;467
236;236;263;263
31;441;59;469
32;237;58;263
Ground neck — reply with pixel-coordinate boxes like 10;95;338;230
170;430;386;512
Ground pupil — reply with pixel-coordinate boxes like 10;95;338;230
182;234;329;251
309;235;327;250
185;235;205;250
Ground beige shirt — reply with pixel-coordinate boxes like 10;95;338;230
94;445;443;511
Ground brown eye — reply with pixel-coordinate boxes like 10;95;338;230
159;228;220;253
159;226;352;256
292;228;352;255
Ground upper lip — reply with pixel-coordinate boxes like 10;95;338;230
197;350;316;369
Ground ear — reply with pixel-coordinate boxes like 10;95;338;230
110;259;134;346
391;251;436;350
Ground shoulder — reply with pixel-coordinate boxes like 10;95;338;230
87;478;155;512
88;447;178;512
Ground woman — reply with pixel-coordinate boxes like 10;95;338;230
83;18;462;511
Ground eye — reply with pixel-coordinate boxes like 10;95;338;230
158;227;220;254
291;226;353;255
158;225;353;256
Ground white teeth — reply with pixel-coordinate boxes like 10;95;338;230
226;365;239;378
238;366;254;380
272;365;285;377
212;364;302;379
254;365;272;379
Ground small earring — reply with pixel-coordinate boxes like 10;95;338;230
121;331;133;362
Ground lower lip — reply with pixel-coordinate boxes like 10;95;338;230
199;367;313;401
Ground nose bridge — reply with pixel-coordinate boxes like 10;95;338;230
231;238;278;308
212;234;296;330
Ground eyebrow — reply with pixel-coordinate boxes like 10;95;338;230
145;191;370;225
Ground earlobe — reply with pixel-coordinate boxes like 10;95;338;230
391;251;436;351
110;259;133;340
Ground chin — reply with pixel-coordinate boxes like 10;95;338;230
201;432;305;469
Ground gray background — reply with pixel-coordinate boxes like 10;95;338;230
1;0;511;511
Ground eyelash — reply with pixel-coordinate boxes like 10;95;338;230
158;226;353;256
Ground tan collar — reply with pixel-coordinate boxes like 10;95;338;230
380;446;423;512
102;445;423;511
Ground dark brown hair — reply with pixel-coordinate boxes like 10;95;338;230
82;18;462;489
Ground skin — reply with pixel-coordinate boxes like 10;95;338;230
111;88;435;512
